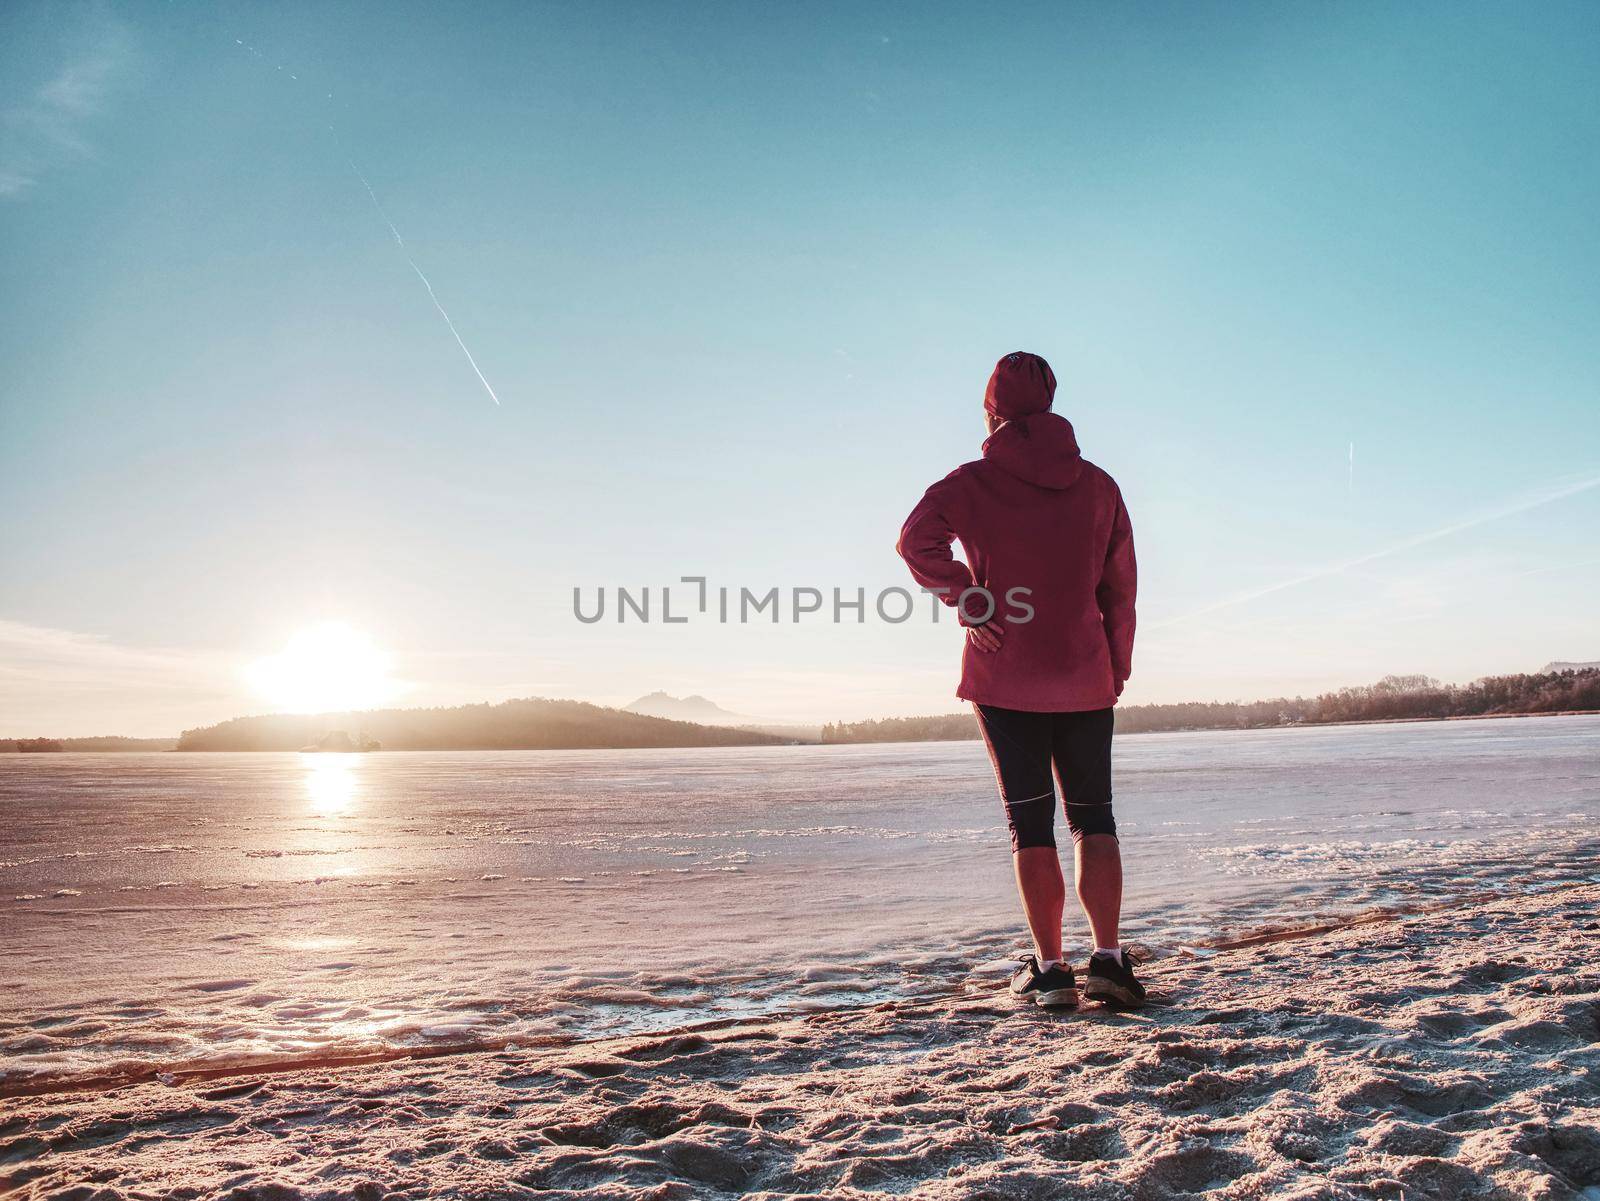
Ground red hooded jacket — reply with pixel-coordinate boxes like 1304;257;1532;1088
897;359;1136;713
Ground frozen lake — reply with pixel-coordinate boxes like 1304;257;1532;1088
3;714;1596;1089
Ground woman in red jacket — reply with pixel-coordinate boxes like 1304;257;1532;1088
898;351;1144;1008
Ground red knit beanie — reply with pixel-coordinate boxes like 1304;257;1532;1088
983;351;1056;420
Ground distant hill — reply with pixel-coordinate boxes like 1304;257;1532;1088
623;691;753;726
1542;660;1600;673
822;669;1600;743
622;692;821;741
176;697;790;752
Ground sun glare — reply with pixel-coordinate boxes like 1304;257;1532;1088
247;623;398;714
304;756;361;815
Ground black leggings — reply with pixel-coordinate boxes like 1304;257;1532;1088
973;703;1117;851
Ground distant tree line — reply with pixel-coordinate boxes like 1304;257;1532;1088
820;668;1600;743
0;736;177;753
1;738;65;753
820;714;979;743
1114;669;1600;732
10;669;1597;751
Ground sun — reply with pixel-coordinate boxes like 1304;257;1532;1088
246;622;399;714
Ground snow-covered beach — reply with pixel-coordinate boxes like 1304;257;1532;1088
6;879;1598;1198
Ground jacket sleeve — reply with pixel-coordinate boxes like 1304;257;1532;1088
1097;488;1137;687
897;476;981;624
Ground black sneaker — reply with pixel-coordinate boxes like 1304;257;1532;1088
1083;950;1146;1007
1009;954;1078;1007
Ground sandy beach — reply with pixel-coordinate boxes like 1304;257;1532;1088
5;880;1597;1199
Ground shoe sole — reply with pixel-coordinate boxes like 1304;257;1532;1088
1033;988;1078;1008
1082;979;1143;1007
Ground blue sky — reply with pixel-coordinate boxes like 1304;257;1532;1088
2;0;1598;735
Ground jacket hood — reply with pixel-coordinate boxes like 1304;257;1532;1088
981;412;1084;490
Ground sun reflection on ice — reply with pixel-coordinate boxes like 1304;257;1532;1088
305;755;361;815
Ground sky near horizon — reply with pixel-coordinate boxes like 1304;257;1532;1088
2;1;1598;737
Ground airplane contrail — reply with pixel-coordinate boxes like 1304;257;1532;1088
344;157;502;406
1510;555;1600;579
1150;468;1600;630
230;36;502;406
